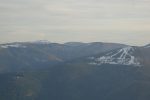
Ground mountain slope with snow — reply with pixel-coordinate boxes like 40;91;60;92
88;46;143;66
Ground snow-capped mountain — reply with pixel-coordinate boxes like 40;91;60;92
0;44;26;48
0;40;51;49
88;46;142;66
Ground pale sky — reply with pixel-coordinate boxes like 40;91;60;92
0;0;150;46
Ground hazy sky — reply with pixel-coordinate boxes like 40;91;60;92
0;0;150;45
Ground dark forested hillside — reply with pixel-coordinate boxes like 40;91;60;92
0;41;150;100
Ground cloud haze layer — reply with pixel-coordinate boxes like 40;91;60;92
0;0;150;45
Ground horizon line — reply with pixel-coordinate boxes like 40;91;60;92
0;40;149;47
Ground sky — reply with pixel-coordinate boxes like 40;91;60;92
0;0;150;46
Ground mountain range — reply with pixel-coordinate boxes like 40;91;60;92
0;41;150;100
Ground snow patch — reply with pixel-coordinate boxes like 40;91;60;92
1;44;26;48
